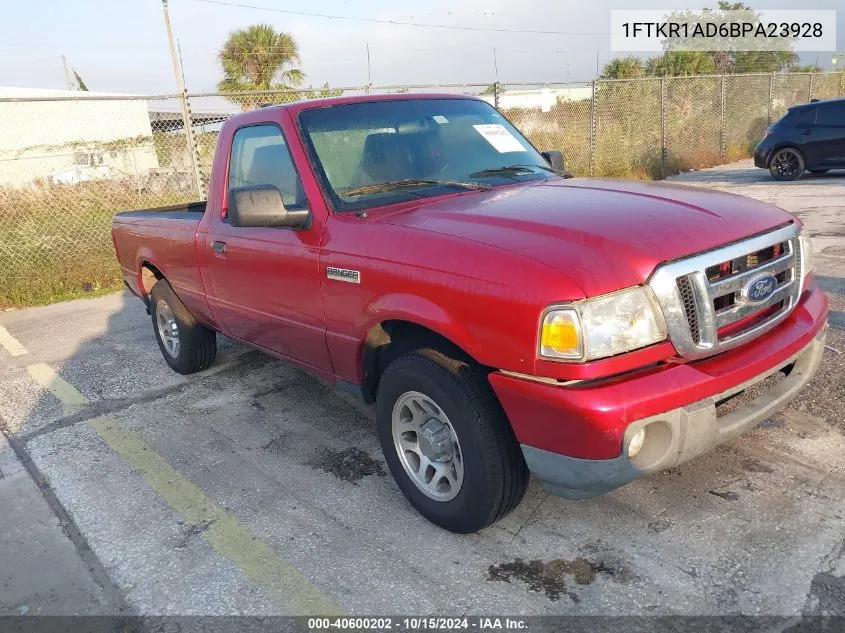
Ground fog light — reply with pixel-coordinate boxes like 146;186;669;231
627;428;646;459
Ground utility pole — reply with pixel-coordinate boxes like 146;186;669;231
493;47;499;82
161;0;203;199
177;38;188;87
366;42;372;86
61;55;73;90
595;50;600;78
162;1;187;102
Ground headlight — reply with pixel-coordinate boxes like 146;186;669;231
798;232;814;287
539;287;667;362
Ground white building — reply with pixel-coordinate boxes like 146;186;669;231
0;87;160;188
481;86;593;111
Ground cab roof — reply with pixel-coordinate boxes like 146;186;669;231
788;97;845;111
258;92;486;116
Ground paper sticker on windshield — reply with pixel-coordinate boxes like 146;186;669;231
433;115;449;124
472;124;527;153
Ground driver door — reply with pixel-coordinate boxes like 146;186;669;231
201;122;332;372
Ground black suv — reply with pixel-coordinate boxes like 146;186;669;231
754;98;845;180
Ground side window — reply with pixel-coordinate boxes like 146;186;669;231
228;124;306;210
794;108;817;126
815;104;845;127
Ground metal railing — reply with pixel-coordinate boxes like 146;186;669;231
0;71;843;307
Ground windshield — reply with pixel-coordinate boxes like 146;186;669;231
298;98;556;211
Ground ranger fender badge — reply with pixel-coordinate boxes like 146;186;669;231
327;267;360;284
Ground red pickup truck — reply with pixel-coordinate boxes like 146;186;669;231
113;94;827;533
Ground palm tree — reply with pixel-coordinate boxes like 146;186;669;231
217;24;305;109
646;51;717;77
601;56;645;79
72;69;88;91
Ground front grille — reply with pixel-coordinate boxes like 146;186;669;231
795;239;804;283
705;241;788;282
709;247;796;343
676;276;700;344
648;224;801;360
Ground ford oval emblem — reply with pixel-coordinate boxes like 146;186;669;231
742;273;778;304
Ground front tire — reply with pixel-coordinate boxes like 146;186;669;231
376;348;528;533
769;148;805;181
150;280;217;374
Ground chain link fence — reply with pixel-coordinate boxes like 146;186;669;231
1;71;843;307
0;93;202;307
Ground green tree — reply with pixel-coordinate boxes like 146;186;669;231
646;51;716;76
718;3;799;72
731;51;800;73
302;83;344;99
660;2;799;74
72;69;88;91
711;51;733;74
217;24;305;109
715;1;746;11
601;56;645;79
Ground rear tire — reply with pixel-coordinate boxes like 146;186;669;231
769;148;805;181
150;280;217;374
376;347;528;533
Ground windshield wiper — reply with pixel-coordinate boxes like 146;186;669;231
470;164;558;178
341;179;491;198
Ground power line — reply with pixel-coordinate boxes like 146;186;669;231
204;46;578;56
194;0;608;36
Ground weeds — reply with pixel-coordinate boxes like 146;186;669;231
0;180;194;308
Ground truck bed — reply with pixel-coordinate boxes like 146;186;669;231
112;201;208;310
113;200;206;221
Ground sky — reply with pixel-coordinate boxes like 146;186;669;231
1;0;843;96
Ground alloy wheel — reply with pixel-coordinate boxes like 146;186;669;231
155;299;180;358
391;390;464;502
772;150;802;179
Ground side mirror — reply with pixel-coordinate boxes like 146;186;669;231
541;150;565;172
228;185;309;229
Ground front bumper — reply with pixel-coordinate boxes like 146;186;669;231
488;285;828;498
521;328;825;499
753;141;773;168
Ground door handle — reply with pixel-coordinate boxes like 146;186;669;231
801;130;812;135
210;240;227;254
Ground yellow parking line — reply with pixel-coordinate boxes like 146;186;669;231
0;325;28;357
27;363;89;413
24;360;343;615
90;416;344;615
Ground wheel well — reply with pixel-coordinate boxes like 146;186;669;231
768;144;803;167
361;320;482;403
140;262;164;298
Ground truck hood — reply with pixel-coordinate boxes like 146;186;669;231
379;178;796;297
